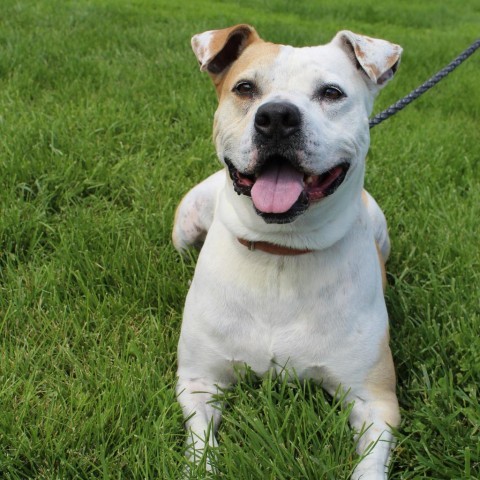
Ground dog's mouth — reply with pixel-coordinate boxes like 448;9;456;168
225;156;350;224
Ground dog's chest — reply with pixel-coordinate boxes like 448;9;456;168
224;290;351;379
189;233;385;381
225;278;363;374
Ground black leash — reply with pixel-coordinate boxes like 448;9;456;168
369;39;480;128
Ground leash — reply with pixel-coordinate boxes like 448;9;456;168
369;39;480;128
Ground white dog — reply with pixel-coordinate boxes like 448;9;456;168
173;24;402;479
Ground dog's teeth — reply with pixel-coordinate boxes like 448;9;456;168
305;176;314;185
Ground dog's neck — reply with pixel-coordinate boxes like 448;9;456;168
237;238;313;255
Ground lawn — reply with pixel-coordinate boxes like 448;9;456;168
0;0;478;478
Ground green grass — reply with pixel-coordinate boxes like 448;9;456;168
0;0;478;478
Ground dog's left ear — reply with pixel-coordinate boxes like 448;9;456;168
334;31;402;88
191;24;260;77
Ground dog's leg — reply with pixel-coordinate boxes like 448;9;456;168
176;376;225;470
348;337;400;480
349;393;399;480
172;170;225;253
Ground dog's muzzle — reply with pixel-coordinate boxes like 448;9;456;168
225;100;350;224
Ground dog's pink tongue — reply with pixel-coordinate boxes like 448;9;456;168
251;163;304;213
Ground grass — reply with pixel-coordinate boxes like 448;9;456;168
0;0;478;478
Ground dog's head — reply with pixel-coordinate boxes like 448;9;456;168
192;25;402;225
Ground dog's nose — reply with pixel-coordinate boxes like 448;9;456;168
254;101;301;139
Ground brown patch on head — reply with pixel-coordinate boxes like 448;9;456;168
216;41;281;98
191;24;268;96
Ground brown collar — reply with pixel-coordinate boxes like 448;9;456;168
237;238;313;256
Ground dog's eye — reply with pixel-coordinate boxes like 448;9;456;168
233;81;256;97
319;86;345;101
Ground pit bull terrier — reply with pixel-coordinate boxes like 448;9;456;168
173;24;402;479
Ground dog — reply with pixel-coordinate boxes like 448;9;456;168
173;24;402;479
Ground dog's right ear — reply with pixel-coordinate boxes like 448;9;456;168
191;24;259;77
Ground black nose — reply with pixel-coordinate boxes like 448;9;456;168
254;101;301;139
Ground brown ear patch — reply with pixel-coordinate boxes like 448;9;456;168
207;30;251;74
191;24;260;76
